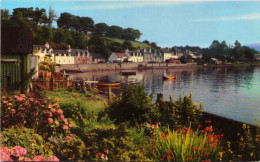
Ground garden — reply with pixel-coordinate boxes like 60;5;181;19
1;85;259;161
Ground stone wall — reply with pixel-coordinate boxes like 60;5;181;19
57;62;198;72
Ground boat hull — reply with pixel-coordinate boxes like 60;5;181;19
96;83;121;87
163;76;176;80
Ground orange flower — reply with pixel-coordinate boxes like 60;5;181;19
186;157;192;161
193;146;200;152
201;147;207;152
205;152;210;156
205;119;211;123
167;149;173;153
202;160;211;162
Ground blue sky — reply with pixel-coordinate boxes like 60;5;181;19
2;0;260;48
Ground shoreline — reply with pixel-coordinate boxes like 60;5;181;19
57;62;259;73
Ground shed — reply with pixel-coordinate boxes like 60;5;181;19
1;27;33;92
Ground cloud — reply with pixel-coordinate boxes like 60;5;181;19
192;13;260;22
61;1;191;10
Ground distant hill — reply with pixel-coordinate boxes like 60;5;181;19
106;37;151;49
246;43;260;52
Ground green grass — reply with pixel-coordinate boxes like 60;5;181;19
106;37;151;49
44;88;105;112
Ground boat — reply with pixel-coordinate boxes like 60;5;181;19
121;72;136;75
96;82;121;87
163;76;176;80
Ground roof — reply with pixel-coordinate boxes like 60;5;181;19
70;49;89;56
160;48;172;53
2;27;33;54
91;53;104;59
140;48;153;54
173;48;182;53
53;50;69;56
113;53;130;58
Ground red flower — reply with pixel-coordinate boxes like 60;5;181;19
205;152;210;156
56;109;63;115
47;118;53;124
193;146;200;152
167;149;173;153
103;149;109;154
205;120;211;124
66;136;71;141
33;155;46;161
186;157;192;161
63;125;68;130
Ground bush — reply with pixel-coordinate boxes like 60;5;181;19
153;126;223;161
1;127;54;159
106;84;154;126
155;93;203;129
82;123;148;161
48;134;85;161
1;94;73;138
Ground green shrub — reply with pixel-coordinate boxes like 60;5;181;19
1;127;54;159
153;127;223;161
155;93;203;129
48;134;85;161
82;123;148;161
106;84;154;126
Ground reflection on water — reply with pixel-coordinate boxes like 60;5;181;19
70;66;260;125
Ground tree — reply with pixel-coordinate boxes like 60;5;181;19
122;40;133;50
143;40;150;44
151;42;158;49
209;40;220;49
34;7;48;25
48;6;57;27
57;12;75;29
220;41;228;49
121;28;142;41
79;17;94;33
1;9;10;20
106;25;123;38
234;40;242;48
94;23;109;35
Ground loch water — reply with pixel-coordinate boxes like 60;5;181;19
70;66;260;125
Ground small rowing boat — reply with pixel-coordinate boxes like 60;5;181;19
121;72;136;75
96;82;121;87
163;76;176;80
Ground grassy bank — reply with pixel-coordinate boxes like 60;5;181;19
44;88;105;112
106;37;151;49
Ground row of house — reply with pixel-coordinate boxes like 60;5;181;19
33;43;105;64
107;47;200;63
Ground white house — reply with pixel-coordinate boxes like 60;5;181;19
108;52;130;63
128;50;143;62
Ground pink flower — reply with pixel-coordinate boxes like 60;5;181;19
69;124;73;128
14;96;19;100
47;156;59;161
53;103;60;108
50;108;56;113
2;96;6;99
54;121;59;126
11;146;27;157
19;94;26;98
33;156;46;161
24;157;32;161
28;98;34;102
47;118;53;124
63;125;68;130
11;109;16;114
56;109;63;115
48;112;53;117
63;118;68;125
0;151;12;161
66;136;71;140
1;147;11;154
59;115;65;120
2;101;8;104
70;134;76;137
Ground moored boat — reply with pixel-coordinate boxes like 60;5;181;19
96;82;121;87
121;72;136;75
163;76;176;80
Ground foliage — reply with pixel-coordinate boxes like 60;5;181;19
106;84;154;126
1;127;54;159
155;93;204;129
48;134;85;161
153;126;223;161
82;123;148;161
94;23;109;35
1;94;73;138
0;145;59;161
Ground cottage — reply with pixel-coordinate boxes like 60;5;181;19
91;53;106;63
127;48;143;62
160;48;177;61
70;47;92;64
173;47;184;59
33;42;54;63
108;52;130;63
53;49;74;64
1;27;33;92
141;48;155;62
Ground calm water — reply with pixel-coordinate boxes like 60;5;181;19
70;66;260;125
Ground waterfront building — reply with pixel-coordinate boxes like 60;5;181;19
160;48;178;61
127;48;143;62
91;53;106;63
141;48;155;62
108;52;131;63
33;42;55;63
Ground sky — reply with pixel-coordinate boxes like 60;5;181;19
1;0;260;48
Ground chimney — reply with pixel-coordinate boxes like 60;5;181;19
67;45;71;53
45;42;49;49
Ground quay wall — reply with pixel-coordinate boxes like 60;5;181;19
57;62;199;72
